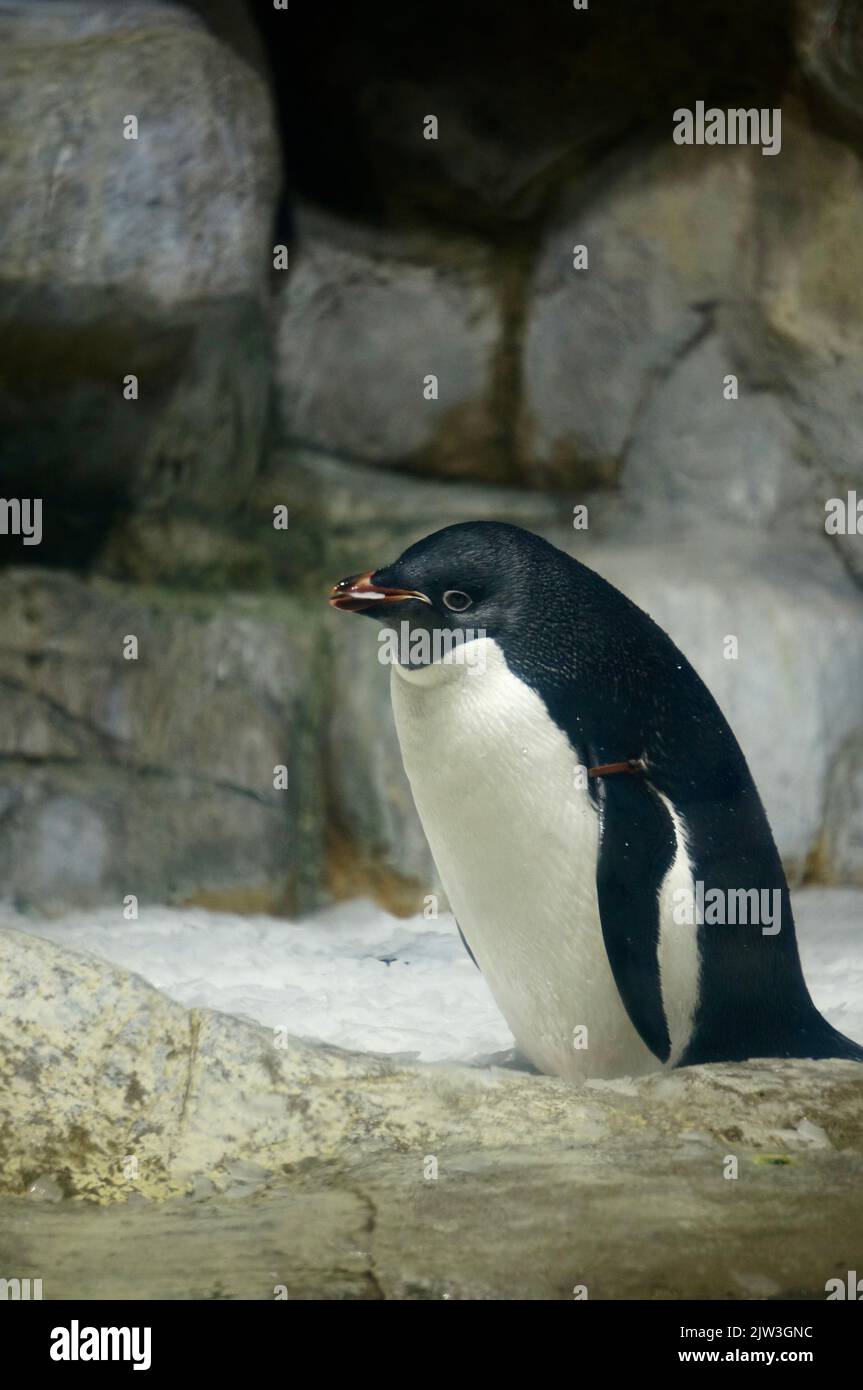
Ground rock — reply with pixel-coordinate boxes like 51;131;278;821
325;618;442;913
97;512;278;590
1;926;862;1298
734;101;863;586
0;0;279;543
619;334;810;534
25;1174;64;1204
796;0;863;131
178;0;270;80
276;208;505;478
819;738;863;885
255;445;567;591
517;104;863;574
518;141;757;487
0;569;327;913
0;925;193;1202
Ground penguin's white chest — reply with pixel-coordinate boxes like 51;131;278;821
389;639;664;1081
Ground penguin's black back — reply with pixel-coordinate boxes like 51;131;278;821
430;524;862;1067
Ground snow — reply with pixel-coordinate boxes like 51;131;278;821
3;888;861;1064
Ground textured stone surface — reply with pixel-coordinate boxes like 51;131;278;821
518;103;863;574
0;1;274;306
178;0;270;79
256;446;568;591
0;569;327;912
325;618;442;910
619;334;809;533
0;0;278;521
820;734;863;885
518;142;756;487
6;923;860;1200
1;926;862;1298
0;925;192;1202
796;0;863;130
738;102;863;585
276;209;504;477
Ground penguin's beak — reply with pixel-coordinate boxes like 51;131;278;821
328;571;432;614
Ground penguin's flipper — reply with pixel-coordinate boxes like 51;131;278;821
595;774;677;1063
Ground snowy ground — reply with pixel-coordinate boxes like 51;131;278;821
3;889;861;1065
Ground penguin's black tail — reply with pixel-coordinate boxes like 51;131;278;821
804;1016;863;1064
679;1018;863;1068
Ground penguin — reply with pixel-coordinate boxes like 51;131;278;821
329;521;863;1081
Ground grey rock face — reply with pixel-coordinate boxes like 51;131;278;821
1;925;862;1299
0;0;278;515
258;446;568;586
796;0;863;130
177;1;271;79
737;103;863;585
620;334;809;533
326;618;442;910
821;733;863;885
518;143;756;487
0;2;196;41
276;209;504;477
0;570;327;912
518;108;863;566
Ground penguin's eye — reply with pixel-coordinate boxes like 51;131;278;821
442;589;473;612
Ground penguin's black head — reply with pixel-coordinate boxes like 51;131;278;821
329;521;566;656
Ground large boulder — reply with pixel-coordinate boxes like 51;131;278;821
517;140;757;489
517;101;863;572
737;101;863;586
796;0;863;131
618;334;809;535
0;569;327;913
276;209;506;479
1;925;862;1298
0;0;279;553
820;733;863;886
178;0;270;79
254;445;567;589
325;618;442;912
